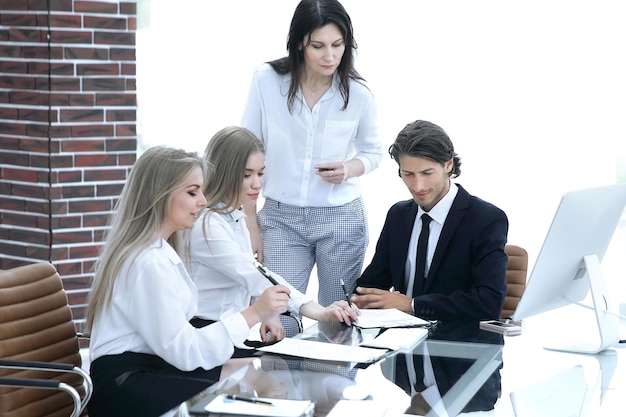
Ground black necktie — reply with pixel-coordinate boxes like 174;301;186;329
413;214;432;296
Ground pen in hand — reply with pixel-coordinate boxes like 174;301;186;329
340;278;353;308
223;394;274;406
254;260;291;299
340;278;361;333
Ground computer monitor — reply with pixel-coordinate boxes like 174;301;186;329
512;183;626;354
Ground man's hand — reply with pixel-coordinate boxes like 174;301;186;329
350;287;413;313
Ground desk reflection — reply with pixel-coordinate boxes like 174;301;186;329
188;320;504;416
202;354;358;416
383;320;504;416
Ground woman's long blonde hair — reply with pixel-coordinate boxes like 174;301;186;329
202;126;265;214
178;127;264;267
85;146;207;331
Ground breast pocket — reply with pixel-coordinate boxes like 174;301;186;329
321;120;358;160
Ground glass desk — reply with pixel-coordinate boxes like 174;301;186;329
188;320;506;416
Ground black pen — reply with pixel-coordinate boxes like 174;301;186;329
340;278;361;336
223;394;274;406
254;260;290;299
340;278;353;308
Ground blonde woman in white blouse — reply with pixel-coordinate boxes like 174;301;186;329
181;126;358;342
86;146;290;417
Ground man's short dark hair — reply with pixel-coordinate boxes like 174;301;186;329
389;120;462;178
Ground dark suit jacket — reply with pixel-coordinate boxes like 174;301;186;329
357;184;508;321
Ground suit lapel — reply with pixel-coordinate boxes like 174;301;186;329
425;185;470;292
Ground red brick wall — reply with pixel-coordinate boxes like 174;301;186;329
0;0;137;327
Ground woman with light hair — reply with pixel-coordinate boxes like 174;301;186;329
86;146;290;417
181;126;358;342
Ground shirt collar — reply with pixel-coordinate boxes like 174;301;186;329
150;238;181;263
214;202;246;223
418;181;458;226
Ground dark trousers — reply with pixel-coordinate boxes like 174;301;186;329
88;351;221;417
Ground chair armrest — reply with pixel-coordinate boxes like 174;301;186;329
0;377;82;417
0;359;92;415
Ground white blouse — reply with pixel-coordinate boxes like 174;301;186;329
183;206;312;320
241;63;383;207
89;238;250;371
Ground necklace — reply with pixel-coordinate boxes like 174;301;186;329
304;81;331;97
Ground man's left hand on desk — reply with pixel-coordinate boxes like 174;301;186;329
351;287;413;313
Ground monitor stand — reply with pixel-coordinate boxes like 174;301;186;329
543;254;621;354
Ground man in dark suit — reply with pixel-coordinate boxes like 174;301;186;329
351;119;508;322
351;120;508;414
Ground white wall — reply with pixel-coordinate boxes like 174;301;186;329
137;0;626;303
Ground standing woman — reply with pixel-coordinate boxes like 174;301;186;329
180;126;358;342
85;146;289;417
241;0;383;333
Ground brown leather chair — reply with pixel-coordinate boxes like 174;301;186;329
0;262;91;417
502;245;529;319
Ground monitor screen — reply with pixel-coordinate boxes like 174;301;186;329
512;184;626;334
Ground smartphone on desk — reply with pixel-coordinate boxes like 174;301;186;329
479;319;522;336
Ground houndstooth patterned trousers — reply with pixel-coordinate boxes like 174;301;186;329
258;197;368;336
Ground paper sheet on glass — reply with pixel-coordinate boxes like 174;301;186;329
359;327;428;350
355;308;430;329
257;337;387;364
204;395;314;417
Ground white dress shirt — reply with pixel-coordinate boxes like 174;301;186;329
241;63;383;207
184;206;312;320
406;182;459;295
89;238;250;371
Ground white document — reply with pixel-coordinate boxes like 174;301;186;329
205;395;314;417
355;308;430;329
359;327;428;350
257;337;388;364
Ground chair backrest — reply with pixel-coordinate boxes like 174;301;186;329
502;245;529;319
0;262;85;417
